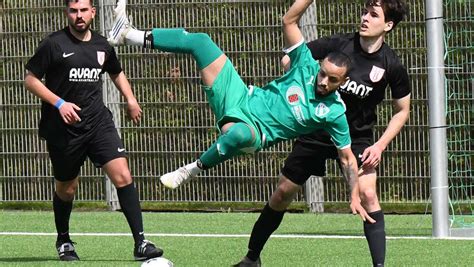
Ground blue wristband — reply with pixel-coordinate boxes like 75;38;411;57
54;99;65;109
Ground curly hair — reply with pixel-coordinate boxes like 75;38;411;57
326;51;352;77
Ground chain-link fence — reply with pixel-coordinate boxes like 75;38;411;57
0;0;472;208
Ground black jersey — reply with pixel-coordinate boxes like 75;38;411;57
299;32;410;145
26;27;122;142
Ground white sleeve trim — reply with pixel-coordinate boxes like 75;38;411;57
337;144;351;150
283;38;305;54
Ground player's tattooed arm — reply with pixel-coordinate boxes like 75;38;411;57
341;160;358;192
337;148;359;198
338;148;376;223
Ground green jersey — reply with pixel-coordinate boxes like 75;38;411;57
249;41;351;149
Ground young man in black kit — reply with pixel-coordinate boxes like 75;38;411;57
235;0;410;266
24;0;163;262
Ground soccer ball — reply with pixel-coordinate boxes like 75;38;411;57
141;257;174;267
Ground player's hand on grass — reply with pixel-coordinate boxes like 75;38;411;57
126;98;142;124
59;102;81;124
350;198;376;223
361;143;384;170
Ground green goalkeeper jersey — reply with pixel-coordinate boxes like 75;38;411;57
249;40;351;149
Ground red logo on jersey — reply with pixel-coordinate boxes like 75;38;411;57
288;94;299;103
286;86;305;106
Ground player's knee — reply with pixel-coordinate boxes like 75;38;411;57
272;189;292;203
177;32;214;54
270;187;295;209
112;174;133;188
108;169;133;188
189;32;223;69
228;123;255;146
56;180;78;200
56;188;76;201
218;123;255;155
360;187;378;206
191;32;214;47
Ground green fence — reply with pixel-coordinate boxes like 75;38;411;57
0;1;472;212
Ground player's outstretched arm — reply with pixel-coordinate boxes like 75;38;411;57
282;0;313;48
338;148;376;223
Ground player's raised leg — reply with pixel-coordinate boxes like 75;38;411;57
160;122;257;189
107;0;225;86
107;0;260;190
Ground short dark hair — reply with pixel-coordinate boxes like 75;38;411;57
365;0;409;28
64;0;94;6
326;51;352;77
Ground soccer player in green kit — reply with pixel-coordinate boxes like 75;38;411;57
108;0;375;222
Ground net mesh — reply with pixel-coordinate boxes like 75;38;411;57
443;0;473;232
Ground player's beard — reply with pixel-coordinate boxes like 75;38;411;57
70;19;91;33
316;85;330;97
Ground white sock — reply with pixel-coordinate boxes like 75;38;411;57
125;28;146;46
184;161;203;176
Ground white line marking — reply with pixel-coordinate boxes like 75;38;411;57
0;232;473;240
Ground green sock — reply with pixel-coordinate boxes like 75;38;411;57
151;28;223;69
200;123;256;168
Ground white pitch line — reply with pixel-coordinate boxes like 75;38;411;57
0;232;473;240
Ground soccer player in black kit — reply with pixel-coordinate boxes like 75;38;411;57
234;0;410;267
24;0;162;262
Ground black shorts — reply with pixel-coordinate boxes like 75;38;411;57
46;119;126;181
281;137;373;185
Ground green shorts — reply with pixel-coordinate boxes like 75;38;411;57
202;59;263;152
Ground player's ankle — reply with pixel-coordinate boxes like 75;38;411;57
124;28;146;46
144;31;153;48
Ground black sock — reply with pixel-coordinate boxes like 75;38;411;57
364;210;386;267
117;183;145;246
53;192;73;242
246;203;285;261
144;31;154;49
196;159;209;170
